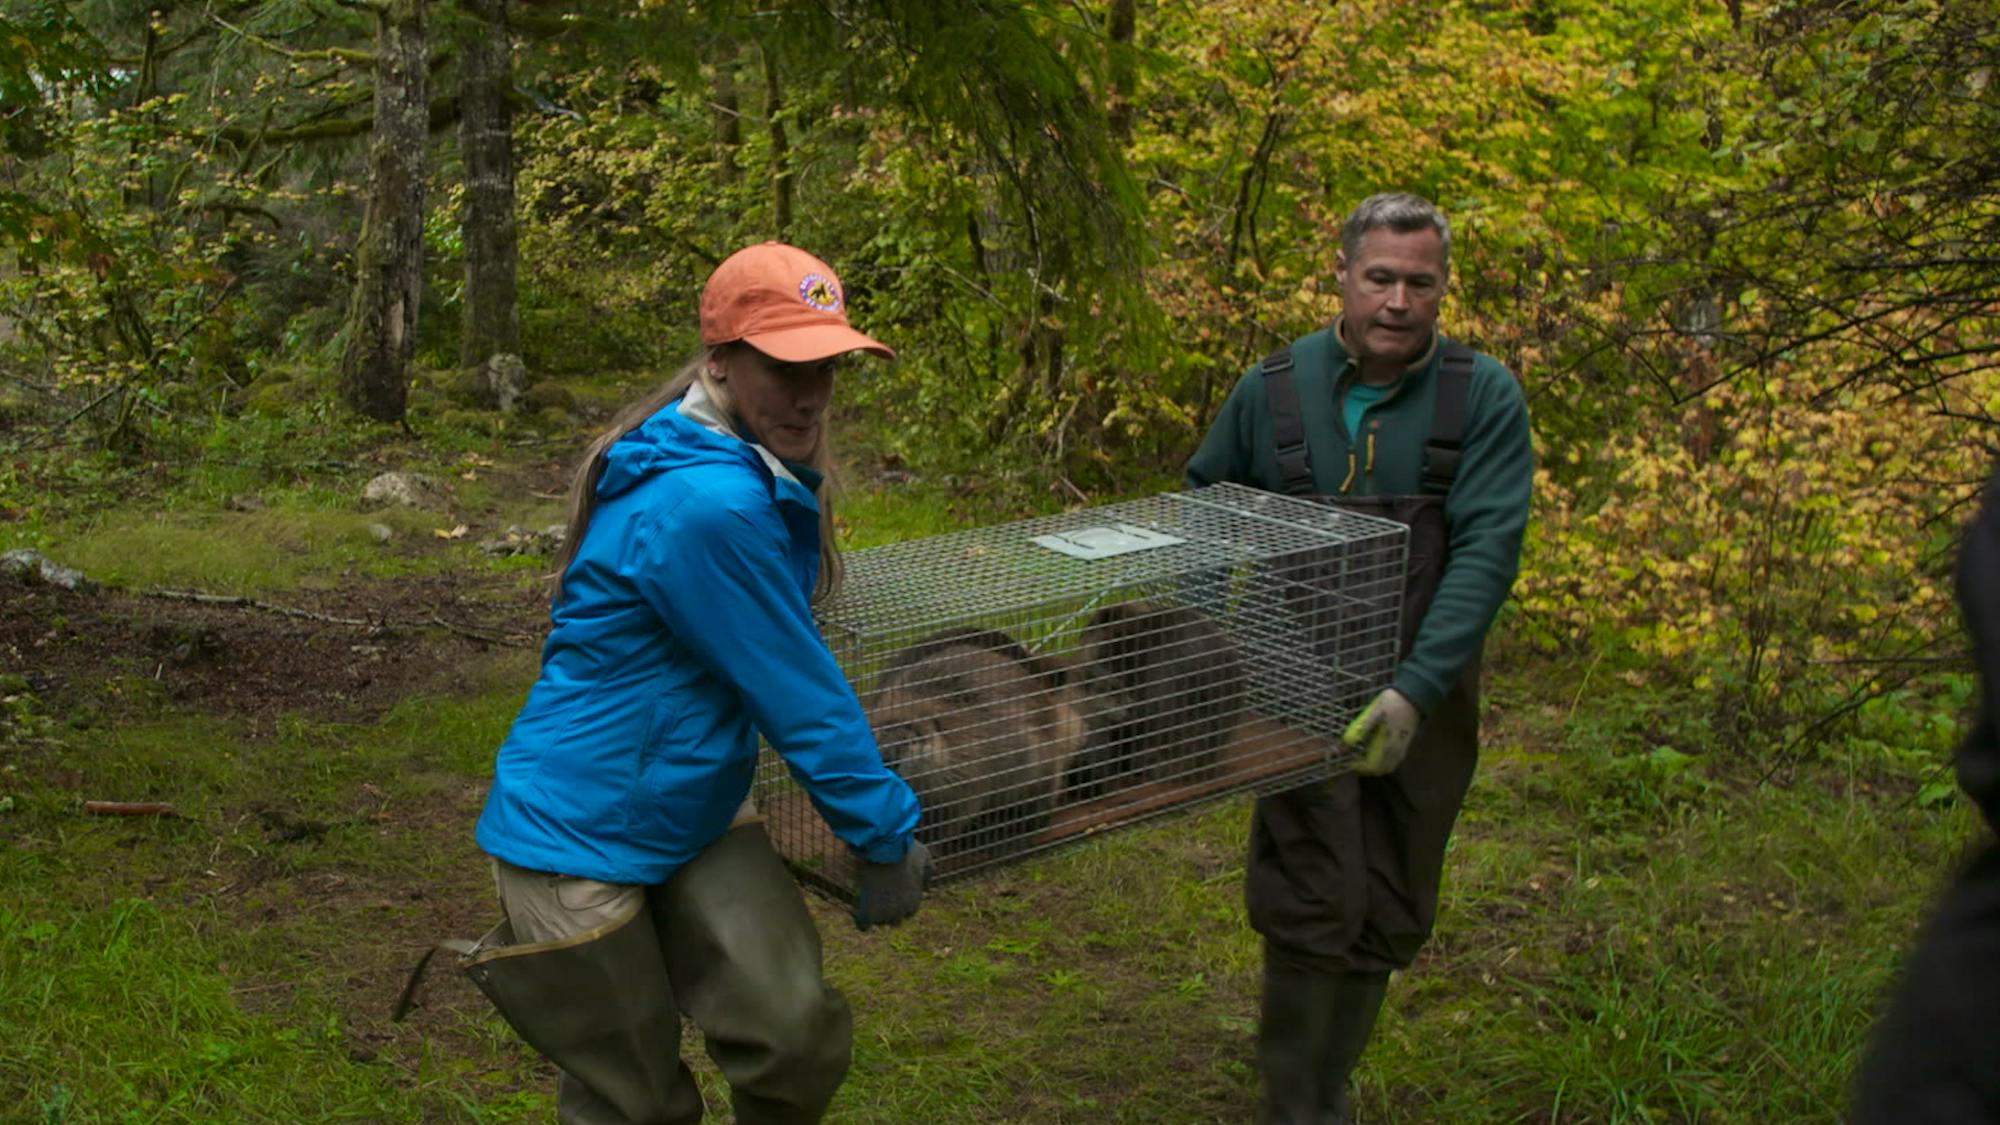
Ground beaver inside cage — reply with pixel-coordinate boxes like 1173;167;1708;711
754;483;1407;896
868;626;1117;859
849;600;1317;878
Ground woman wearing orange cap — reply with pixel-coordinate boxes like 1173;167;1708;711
464;243;929;1124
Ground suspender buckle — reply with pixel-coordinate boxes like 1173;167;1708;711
1422;444;1462;495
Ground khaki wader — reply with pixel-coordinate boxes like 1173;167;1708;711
406;821;851;1124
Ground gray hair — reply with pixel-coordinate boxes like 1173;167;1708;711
1341;192;1451;278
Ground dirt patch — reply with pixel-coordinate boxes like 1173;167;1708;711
0;568;551;1100
0;574;550;724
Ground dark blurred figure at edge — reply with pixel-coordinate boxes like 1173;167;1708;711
1852;461;2000;1123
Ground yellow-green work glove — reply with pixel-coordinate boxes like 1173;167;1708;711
1342;689;1420;776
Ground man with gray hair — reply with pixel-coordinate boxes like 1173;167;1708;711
1187;191;1533;1123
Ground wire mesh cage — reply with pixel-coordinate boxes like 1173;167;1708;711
753;482;1409;897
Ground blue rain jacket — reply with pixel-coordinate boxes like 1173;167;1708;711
475;393;920;884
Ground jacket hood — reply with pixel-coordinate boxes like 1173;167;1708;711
596;385;768;502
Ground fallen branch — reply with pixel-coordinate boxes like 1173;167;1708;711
142;587;374;627
428;614;535;649
83;800;177;817
140;586;535;648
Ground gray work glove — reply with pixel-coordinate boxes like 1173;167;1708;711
1342;688;1421;776
852;838;932;931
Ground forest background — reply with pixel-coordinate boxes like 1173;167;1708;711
0;0;1995;1121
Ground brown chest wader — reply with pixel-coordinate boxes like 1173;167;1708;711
1245;340;1482;974
1247;342;1483;1125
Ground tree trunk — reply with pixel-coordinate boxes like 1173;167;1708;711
456;0;521;408
713;37;741;184
1107;0;1136;145
339;0;429;423
762;49;792;239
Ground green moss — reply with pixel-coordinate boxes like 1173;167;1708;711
45;503;451;594
433;408;504;438
0;896;545;1123
521;382;576;413
437;366;489;407
238;377;319;420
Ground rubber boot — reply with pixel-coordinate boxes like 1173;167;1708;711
656;822;854;1125
1257;963;1390;1125
1319;970;1389;1123
459;903;704;1125
1257;962;1336;1125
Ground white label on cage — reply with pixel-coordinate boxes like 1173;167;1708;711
1029;523;1187;559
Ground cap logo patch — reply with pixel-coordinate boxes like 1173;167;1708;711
798;274;842;312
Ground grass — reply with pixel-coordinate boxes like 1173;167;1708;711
835;477;1085;552
0;407;1983;1123
0;898;541;1124
0;697;544;1123
0;404;574;596
22;506;438;593
1;482;568;598
1;627;1977;1123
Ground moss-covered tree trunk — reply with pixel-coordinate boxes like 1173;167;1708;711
455;0;520;407
339;0;429;423
762;49;792;239
1107;0;1136;145
712;37;741;184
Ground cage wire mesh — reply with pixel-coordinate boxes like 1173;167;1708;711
753;482;1408;897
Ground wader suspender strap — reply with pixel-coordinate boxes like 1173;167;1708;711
1422;343;1477;495
1258;340;1478;497
1258;348;1314;497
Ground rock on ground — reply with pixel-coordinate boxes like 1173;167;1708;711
1;548;91;590
361;472;450;511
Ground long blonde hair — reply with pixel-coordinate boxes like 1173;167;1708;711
551;344;845;605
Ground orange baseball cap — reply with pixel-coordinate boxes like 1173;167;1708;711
699;242;895;362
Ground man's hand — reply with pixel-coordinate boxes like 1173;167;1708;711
1342;689;1420;776
852;838;932;931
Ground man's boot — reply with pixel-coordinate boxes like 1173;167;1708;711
1319;970;1389;1122
1258;962;1334;1125
1257;963;1390;1125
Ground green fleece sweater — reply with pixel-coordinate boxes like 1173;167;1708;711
1184;326;1533;714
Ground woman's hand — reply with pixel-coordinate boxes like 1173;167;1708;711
852;839;933;930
